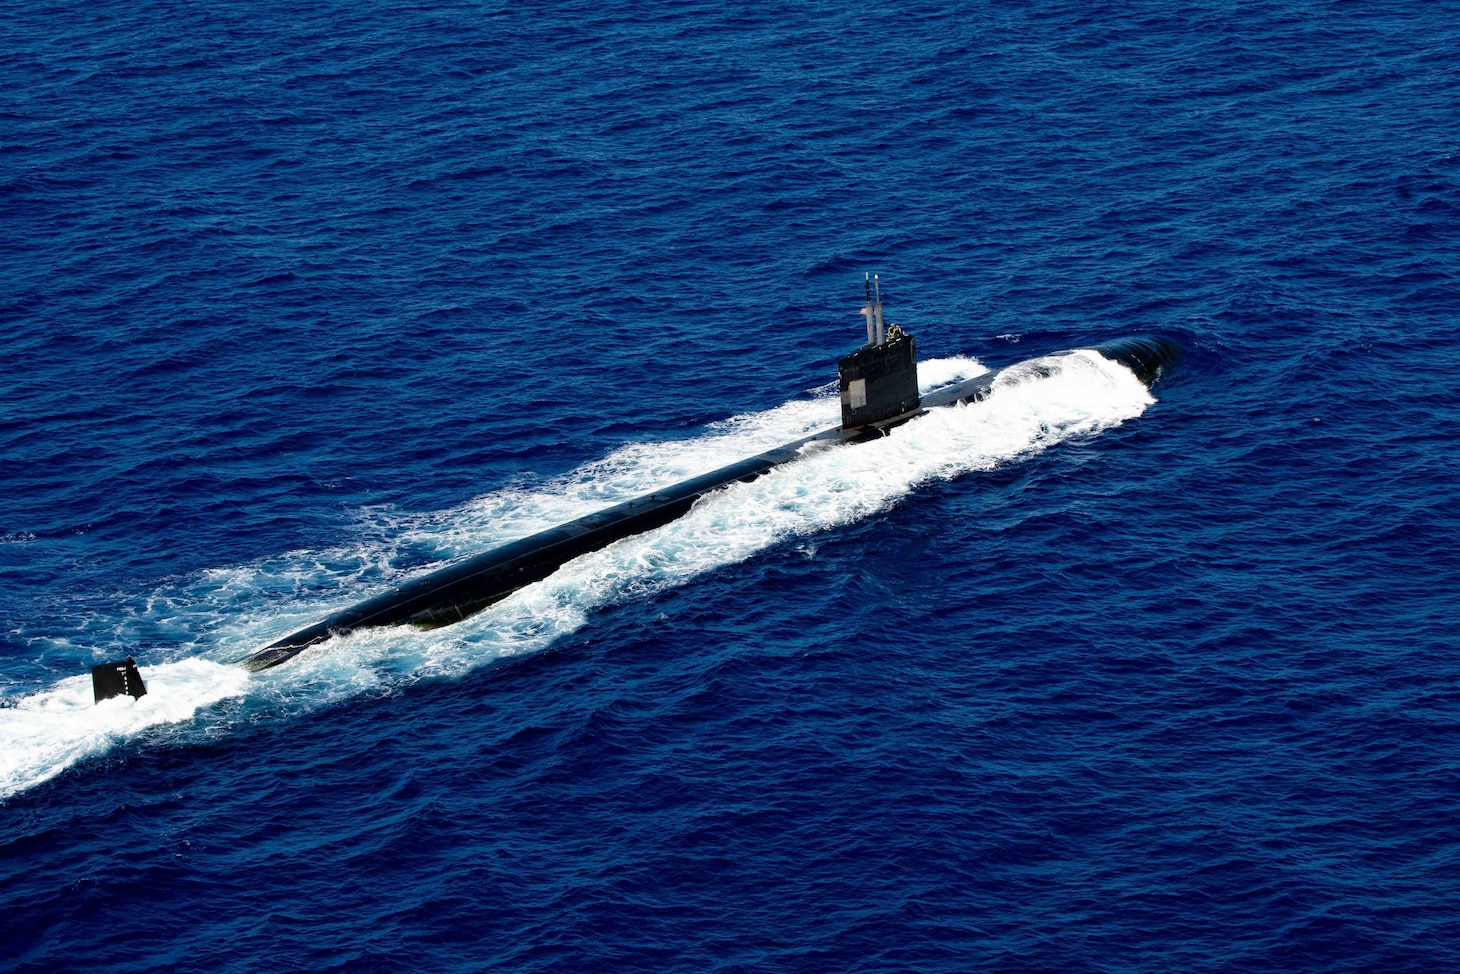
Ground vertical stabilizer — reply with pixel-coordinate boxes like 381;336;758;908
92;657;147;704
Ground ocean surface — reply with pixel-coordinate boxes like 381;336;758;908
4;1;1459;970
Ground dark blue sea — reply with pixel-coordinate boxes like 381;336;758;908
4;2;1459;970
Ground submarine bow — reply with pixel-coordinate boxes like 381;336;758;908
1091;335;1182;387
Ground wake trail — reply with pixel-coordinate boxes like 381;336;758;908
0;352;1151;800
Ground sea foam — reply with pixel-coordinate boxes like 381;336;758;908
0;351;1149;800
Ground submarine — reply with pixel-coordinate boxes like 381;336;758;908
91;277;1179;701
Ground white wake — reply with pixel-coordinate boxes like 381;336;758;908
0;350;1151;800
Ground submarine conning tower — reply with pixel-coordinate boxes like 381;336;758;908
839;274;921;430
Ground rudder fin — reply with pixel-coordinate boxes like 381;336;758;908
92;657;147;704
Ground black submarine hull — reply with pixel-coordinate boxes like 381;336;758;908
239;336;1178;671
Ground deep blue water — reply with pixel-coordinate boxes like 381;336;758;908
4;1;1460;970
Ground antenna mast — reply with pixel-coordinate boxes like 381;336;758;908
873;274;886;345
863;274;876;346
